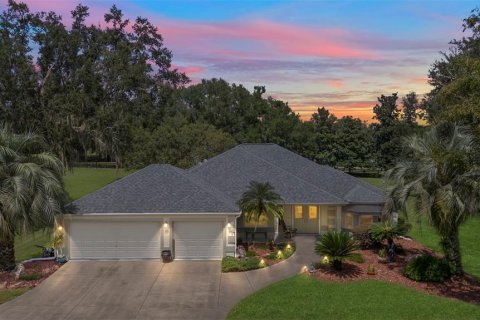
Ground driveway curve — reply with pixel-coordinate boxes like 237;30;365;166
0;235;316;320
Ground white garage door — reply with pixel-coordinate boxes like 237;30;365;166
173;221;223;260
70;221;161;259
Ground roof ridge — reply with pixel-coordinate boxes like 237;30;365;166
172;166;239;211
188;144;243;172
254;145;385;200
238;145;346;204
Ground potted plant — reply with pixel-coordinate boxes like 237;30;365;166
52;229;67;263
367;264;377;275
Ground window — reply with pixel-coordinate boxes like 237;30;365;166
308;206;318;219
294;205;303;219
327;206;337;230
344;213;354;229
359;215;374;226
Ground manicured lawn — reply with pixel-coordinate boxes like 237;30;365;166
14;168;131;263
64;167;130;201
228;275;480;320
0;288;31;304
362;177;480;278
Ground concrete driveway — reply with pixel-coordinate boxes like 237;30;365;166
0;235;316;320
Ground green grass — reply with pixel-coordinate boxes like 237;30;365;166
0;288;31;305
362;177;480;278
64;167;130;201
228;275;480;320
14;167;131;263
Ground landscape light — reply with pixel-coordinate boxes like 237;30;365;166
57;226;63;231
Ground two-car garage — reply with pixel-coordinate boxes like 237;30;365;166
67;219;227;261
63;164;240;261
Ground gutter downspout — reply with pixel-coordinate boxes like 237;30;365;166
234;212;241;258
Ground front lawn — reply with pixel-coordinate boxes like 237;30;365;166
0;288;30;305
228;275;480;320
361;177;480;279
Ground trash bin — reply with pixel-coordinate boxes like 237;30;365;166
161;250;172;262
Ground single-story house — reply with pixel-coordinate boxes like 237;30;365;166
62;143;386;260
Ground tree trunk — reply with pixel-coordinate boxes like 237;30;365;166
279;218;287;232
441;227;463;275
0;235;16;271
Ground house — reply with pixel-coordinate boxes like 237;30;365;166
63;143;386;260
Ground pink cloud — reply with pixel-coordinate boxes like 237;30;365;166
171;64;206;76
155;19;376;59
328;79;344;89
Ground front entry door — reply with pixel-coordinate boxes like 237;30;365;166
293;205;319;234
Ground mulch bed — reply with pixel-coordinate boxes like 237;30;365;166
311;238;480;305
243;242;295;266
0;260;62;289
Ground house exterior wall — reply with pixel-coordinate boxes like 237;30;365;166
62;213;240;260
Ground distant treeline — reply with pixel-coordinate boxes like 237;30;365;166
1;1;478;171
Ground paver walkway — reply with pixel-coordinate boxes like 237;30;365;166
0;235;316;320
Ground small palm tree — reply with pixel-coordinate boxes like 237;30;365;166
237;181;284;233
385;124;480;275
0;127;68;271
315;231;358;270
369;221;403;245
369;221;403;262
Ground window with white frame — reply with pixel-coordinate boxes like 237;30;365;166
327;206;336;230
308;205;318;219
294;205;303;219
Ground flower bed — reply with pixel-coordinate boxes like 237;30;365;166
309;238;480;304
0;260;62;290
222;241;296;272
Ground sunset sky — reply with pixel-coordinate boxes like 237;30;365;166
4;0;477;121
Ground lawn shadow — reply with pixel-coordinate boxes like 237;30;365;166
320;263;362;279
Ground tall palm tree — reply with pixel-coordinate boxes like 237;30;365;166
237;181;284;233
385;124;480;275
0;127;68;271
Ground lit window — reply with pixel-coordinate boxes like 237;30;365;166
308;206;318;219
294;205;303;219
359;215;374;226
344;213;353;229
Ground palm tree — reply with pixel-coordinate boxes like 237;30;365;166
315;231;358;270
369;221;404;262
237;181;284;233
385;124;480;275
0;127;68;271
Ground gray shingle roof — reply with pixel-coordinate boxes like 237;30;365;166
190;143;386;205
69;143;386;215
67;164;239;214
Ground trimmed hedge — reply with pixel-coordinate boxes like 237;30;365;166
404;255;453;282
222;256;262;272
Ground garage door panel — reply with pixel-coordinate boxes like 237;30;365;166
70;222;161;259
174;222;223;260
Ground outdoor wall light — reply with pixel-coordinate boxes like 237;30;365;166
163;222;168;228
227;222;232;227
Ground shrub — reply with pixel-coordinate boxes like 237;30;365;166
246;250;256;257
265;252;277;260
404;255;453;282
369;221;404;244
346;253;365;263
315;231;358;270
222;256;262;272
19;273;42;281
352;224;377;249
